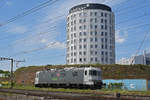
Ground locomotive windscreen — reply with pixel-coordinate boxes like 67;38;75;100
89;70;101;76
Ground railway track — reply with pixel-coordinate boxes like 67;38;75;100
0;88;149;100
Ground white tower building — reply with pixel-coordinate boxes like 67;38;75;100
66;3;115;65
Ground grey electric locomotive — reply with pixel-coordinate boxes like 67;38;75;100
35;67;102;89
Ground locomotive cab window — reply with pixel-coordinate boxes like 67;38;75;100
89;70;100;76
85;70;87;75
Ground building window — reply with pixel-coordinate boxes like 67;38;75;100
83;38;87;42
101;38;104;42
90;31;93;35
101;19;103;23
95;38;98;42
83;51;86;55
74;46;76;50
79;45;82;49
105;38;107;43
71;34;73;38
84;45;87;49
101;58;104;62
90;12;93;16
105;52;108;56
95;12;97;16
83;12;87;16
79;38;82;43
74;33;76;37
101;45;104;49
105;45;107;49
90;38;93;42
101;25;104;29
101;12;103;17
71;21;73;25
71;52;73;56
90;25;93;29
95;45;98;48
95;25;97;29
73;14;76;17
79;13;82;17
74;26;76;31
84;25;86;30
105;57;108;62
71;27;73;32
95;58;98;62
67;60;69;63
110;52;112;57
79;58;82;62
101;51;104;55
79;26;82;30
95;31;97;35
74;20;76;24
90;18;93;22
74;59;76;62
95;18;97;23
71;15;73;19
83;19;86;23
90;51;93;55
105;32;107;36
105;19;107;23
105;25;107;30
79;52;82;55
90;45;93;48
79;19;82;23
95;51;97;55
101;32;104;36
79;32;82;36
83;32;86;36
84;58;86;62
105;13;107;17
91;58;93;61
71;46;73;50
71;40;73;44
74;52;76;56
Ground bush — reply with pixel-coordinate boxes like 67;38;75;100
107;82;124;89
1;81;9;86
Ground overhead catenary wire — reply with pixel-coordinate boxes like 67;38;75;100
0;0;149;62
0;0;148;37
116;13;150;25
0;0;85;41
0;0;60;27
115;2;150;15
130;28;150;65
115;0;150;13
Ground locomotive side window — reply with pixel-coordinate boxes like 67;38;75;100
85;70;87;75
72;71;78;77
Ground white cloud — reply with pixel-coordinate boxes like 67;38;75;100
47;41;66;49
115;30;128;44
12;0;128;55
7;25;27;34
5;1;13;6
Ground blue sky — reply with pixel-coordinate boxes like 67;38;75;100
0;0;150;71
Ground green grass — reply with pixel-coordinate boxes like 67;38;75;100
2;85;150;96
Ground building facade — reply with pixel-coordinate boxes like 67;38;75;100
66;3;115;65
117;51;150;65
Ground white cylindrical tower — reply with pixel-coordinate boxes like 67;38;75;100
66;3;115;65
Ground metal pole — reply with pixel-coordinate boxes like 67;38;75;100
10;58;13;89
